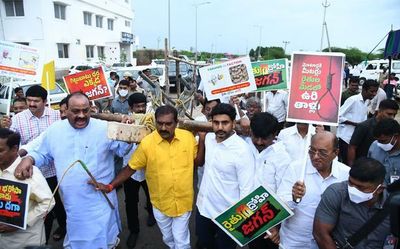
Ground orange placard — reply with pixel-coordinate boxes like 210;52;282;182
63;67;111;101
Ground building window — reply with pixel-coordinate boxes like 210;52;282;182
86;45;94;58
83;11;92;26
95;15;103;28
4;0;24;16
54;3;66;20
125;20;130;27
57;43;69;58
97;46;105;59
107;18;114;30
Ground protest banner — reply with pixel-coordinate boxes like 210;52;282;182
0;41;40;80
287;52;345;126
64;67;111;101
252;58;289;92
0;178;30;230
41;60;56;91
213;185;294;247
199;56;256;101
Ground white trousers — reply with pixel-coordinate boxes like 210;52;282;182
153;207;191;249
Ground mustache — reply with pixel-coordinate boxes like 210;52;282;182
75;118;87;122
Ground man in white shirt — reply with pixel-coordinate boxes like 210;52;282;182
277;123;316;161
265;90;288;133
196;103;255;249
277;131;349;249
0;128;55;249
245;112;291;249
337;79;379;163
195;98;220;190
368;87;387;116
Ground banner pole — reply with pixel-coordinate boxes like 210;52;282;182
46;71;51;107
6;77;14;116
295;124;312;203
263;91;267;112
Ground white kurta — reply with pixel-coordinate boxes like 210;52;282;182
30;118;129;249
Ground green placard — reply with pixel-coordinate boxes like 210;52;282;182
252;59;289;92
213;185;293;247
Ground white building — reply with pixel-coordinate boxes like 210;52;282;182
0;0;136;70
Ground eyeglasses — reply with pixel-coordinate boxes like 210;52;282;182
308;147;332;159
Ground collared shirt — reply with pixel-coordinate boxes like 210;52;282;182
369;88;386;114
341;89;359;106
0;157;55;249
350;117;377;159
337;93;370;144
129;129;198;217
111;96;130;114
368;141;400;185
29;118;128;248
315;181;390;249
10;107;60;178
277;158;349;248
265;90;288;122
277;124;316;161
244;137;291;192
197;133;255;219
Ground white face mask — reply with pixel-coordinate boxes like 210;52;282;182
119;89;129;97
377;136;396;152
348;184;381;204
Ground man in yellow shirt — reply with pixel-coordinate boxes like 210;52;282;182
95;105;205;249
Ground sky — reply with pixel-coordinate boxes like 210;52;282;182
132;0;400;55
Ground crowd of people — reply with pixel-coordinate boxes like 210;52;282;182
0;72;399;249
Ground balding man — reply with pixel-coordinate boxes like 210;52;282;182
277;131;350;249
14;92;130;249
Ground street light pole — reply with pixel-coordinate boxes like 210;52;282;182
168;0;171;52
282;40;290;54
320;0;330;51
253;25;263;61
194;1;211;63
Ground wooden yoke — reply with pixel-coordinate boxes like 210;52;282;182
91;112;213;143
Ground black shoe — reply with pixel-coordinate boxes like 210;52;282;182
146;215;156;227
126;232;138;248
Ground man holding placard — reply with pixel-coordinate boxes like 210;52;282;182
0;128;54;249
277;131;349;248
196;103;255;249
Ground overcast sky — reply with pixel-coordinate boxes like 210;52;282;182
132;0;399;55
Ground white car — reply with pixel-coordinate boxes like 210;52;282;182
358;59;400;84
0;81;68;114
69;63;102;75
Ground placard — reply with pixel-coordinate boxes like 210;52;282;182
213;185;293;247
199;56;256;100
252;59;289;91
0;41;40;80
64;67;111;101
0;178;30;230
286;52;345;126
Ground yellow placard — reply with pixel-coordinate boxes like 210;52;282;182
41;61;56;90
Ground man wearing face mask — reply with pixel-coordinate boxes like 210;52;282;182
313;158;389;249
111;80;130;114
368;118;400;185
